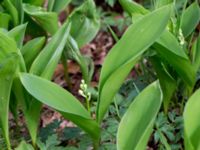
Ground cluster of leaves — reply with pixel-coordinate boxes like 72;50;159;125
0;0;100;149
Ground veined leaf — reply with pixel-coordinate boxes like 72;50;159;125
21;36;45;70
181;2;200;38
67;0;100;47
97;5;171;122
184;89;200;150
0;12;10;29
0;54;19;150
23;3;59;35
20;73;100;140
117;81;162;150
30;22;71;79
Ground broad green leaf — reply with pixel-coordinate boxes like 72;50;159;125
30;22;71;79
97;5;171;122
21;36;45;70
24;22;70;144
67;0;100;47
20;73;100;140
119;0;189;60
7;23;27;48
0;54;19;150
6;24;27;72
192;36;200;72
117;81;162;150
0;12;10;29
15;141;34;150
0;30;18;60
23;3;59;35
0;31;19;149
184;89;200;150
155;0;173;8
181;2;200;38
120;0;195;88
48;0;71;13
3;0;19;26
23;0;45;6
151;56;176;113
119;0;195;90
119;0;148;16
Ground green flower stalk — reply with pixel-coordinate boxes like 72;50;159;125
79;79;91;114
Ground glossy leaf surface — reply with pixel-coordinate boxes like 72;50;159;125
7;23;27;48
181;2;200;37
23;22;71;144
0;31;19;149
184;89;200;150
97;5;171;122
21;36;45;70
0;12;10;29
30;22;71;79
117;81;162;150
20;73;100;140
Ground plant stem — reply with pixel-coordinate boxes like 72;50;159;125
5;139;11;150
93;139;100;150
61;54;72;90
114;98;121;120
86;97;91;115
